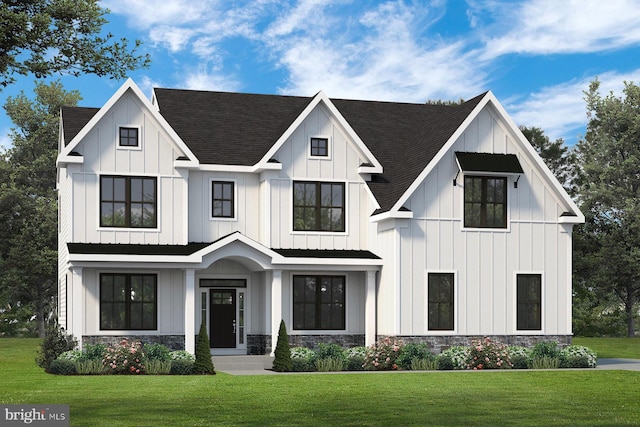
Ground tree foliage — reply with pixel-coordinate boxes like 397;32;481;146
192;322;215;375
272;320;292;372
519;125;579;196
0;81;81;337
574;79;640;337
0;0;150;88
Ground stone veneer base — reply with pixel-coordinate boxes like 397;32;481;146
83;335;185;351
379;335;572;354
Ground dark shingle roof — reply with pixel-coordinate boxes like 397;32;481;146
68;242;211;255
61;89;488;213
61;106;99;146
272;248;380;259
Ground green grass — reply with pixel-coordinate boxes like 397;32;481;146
2;339;640;426
573;337;640;359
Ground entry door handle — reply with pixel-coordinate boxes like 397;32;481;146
232;320;236;333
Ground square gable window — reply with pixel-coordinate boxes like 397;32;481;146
119;126;140;148
310;137;329;157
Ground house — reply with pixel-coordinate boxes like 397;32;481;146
56;79;584;355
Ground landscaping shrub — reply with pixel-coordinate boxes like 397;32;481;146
58;349;83;362
345;346;367;371
144;343;171;362
103;339;146;374
396;343;434;370
315;357;345;372
290;347;317;372
436;354;454;370
411;358;438;370
76;359;105;375
272;320;292;372
531;356;559;369
81;344;106;362
193;322;215;374
466;337;512;370
146;360;172;375
363;337;403;370
507;346;531;369
315;343;345;371
36;323;76;372
170;359;194;375
559;345;598;368
170;350;195;362
49;359;77;375
440;346;470;370
530;341;560;369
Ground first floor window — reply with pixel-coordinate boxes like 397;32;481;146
517;274;541;330
293;275;345;330
211;181;234;218
100;274;157;330
100;175;157;228
464;176;507;228
428;273;454;330
293;181;345;232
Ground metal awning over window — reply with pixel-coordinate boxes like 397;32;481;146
455;152;524;174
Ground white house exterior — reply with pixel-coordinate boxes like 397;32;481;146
56;79;583;355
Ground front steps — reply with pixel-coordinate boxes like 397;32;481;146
212;355;274;374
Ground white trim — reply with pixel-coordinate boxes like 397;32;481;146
425;270;458;335
116;124;142;151
209;178;238;221
308;135;332;160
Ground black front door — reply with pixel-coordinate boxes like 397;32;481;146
210;290;236;348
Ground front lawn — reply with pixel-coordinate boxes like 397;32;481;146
1;338;639;426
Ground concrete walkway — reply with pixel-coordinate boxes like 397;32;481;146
212;355;640;375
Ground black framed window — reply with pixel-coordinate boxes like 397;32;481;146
310;137;328;157
293;181;345;231
100;176;157;228
100;274;157;330
464;176;507;228
293;275;345;330
119;127;139;147
517;274;541;330
428;273;454;330
211;181;234;218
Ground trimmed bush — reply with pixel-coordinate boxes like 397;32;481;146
272;320;292;372
440;346;470;370
170;359;194;375
560;345;598;368
49;359;77;375
170;350;195;362
396;343;434;370
144;343;171;362
507;346;531;369
193;322;215;374
36;323;76;372
436;354;454;370
345;347;367;371
290;347;317;372
531;341;560;359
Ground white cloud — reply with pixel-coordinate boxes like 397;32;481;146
181;64;241;92
477;0;640;59
505;69;640;143
101;0;211;29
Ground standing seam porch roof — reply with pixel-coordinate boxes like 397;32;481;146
61;89;487;214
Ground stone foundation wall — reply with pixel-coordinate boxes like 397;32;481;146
83;335;185;351
247;335;271;355
289;334;365;350
378;335;572;354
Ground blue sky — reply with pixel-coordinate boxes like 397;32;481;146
2;0;640;150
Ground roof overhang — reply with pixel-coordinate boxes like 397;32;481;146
455;151;524;175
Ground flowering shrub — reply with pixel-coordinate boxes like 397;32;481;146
170;350;195;362
345;346;367;371
58;349;83;362
102;339;146;375
560;345;598;368
440;346;470;370
507;346;531;369
363;337;403;370
290;347;317;372
466;337;512;370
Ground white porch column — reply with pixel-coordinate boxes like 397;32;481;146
70;267;83;349
365;270;377;346
270;269;282;356
184;269;196;354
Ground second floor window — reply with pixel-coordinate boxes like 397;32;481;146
464;176;507;228
100;176;157;228
119;127;139;147
211;181;234;218
310;137;328;157
293;181;345;232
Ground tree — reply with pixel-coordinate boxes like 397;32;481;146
0;0;150;88
192;322;215;374
520;126;579;196
574;79;640;337
272;320;291;372
0;80;81;337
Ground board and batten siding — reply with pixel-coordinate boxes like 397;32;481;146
392;106;573;336
268;103;373;250
65;92;189;245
